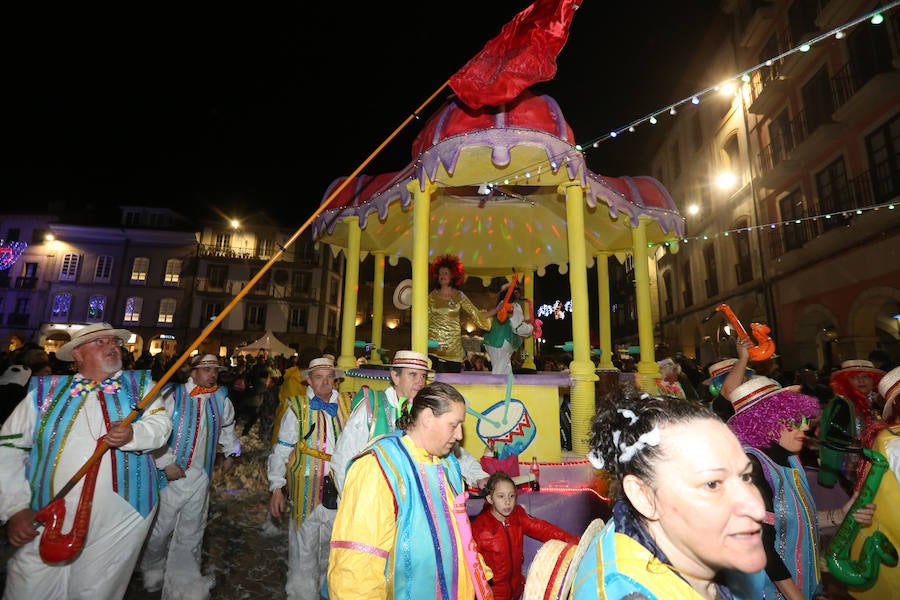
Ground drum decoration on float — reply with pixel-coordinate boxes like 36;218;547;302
468;374;537;459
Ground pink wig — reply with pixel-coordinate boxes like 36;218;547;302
728;389;821;448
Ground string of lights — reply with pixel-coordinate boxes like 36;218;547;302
472;2;899;191
659;201;896;248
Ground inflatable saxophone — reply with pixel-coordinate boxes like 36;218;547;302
825;447;899;588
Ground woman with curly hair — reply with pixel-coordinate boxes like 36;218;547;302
427;255;496;373
725;340;875;600
568;389;768;599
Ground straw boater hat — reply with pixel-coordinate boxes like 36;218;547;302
390;350;434;373
879;365;900;421
56;323;132;361
301;356;344;379
190;354;227;372
523;518;604;600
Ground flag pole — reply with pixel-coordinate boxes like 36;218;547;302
45;80;452;506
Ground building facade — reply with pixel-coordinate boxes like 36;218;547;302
648;0;900;372
0;206;344;361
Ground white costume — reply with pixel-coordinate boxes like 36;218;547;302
267;386;344;600
483;301;533;375
139;378;239;599
331;385;487;493
0;371;170;600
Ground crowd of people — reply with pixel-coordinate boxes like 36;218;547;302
1;309;899;600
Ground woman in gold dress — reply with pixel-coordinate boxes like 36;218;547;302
427;255;496;373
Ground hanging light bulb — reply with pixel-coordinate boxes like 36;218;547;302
669;107;676;115
691;96;700;104
835;30;844;39
871;12;884;25
610;131;617;138
800;43;811;52
628;125;635;132
649;115;658;125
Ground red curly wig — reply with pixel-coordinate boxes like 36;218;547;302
430;254;465;289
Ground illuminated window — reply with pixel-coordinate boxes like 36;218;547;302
87;295;106;321
164;258;182;286
51;293;71;322
131;257;150;284
124;296;143;323
157;298;176;325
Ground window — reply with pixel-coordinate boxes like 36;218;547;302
780;190;809;251
801;66;833;134
131;257;150;284
663;271;674;315
327;310;338;337
5;228;20;242
215;233;231;250
207;265;227;289
723;135;740;183
699;179;712;216
815;157;850;232
203;302;223;322
681;261;693;308
87;295;106;321
157;298;176;325
95;255;113;283
703;244;718;298
124;296;143;323
733;219;753;285
59;253;81;282
292;271;312;294
164;258;182;286
258;238;277;258
866;114;900;202
288;305;308;330
328;279;339;304
246;304;266;327
124;211;141;226
51;293;71;322
769;110;793;166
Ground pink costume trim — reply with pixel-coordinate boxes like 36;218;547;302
330;539;389;559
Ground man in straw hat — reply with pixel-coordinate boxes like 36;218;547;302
725;341;876;600
139;354;240;596
0;323;172;599
331;349;488;494
267;356;349;599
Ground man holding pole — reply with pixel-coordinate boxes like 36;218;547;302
0;323;171;599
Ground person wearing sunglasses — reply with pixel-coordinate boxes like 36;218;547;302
724;340;876;600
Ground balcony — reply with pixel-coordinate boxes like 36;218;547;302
833;63;900;126
815;0;870;31
747;68;790;116
788;109;846;165
739;2;775;49
15;276;38;289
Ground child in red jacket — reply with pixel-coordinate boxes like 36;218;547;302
472;471;580;600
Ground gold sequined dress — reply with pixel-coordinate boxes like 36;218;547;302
428;289;492;363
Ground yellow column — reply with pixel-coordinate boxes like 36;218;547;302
370;251;386;364
631;217;660;392
595;252;615;370
562;183;598;455
408;180;434;356
521;269;537;371
338;217;361;388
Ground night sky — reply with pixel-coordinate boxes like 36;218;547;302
5;2;722;223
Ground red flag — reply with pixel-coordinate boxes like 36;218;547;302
449;0;581;110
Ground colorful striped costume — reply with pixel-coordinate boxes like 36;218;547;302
27;371;160;516
157;384;230;490
745;446;822;599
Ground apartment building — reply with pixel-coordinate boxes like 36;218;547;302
648;0;900;372
0;206;344;360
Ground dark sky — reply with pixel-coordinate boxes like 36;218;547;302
5;2;722;223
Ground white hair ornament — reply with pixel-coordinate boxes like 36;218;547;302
618;426;661;463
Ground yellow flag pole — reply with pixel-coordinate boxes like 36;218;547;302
47;80;452;505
